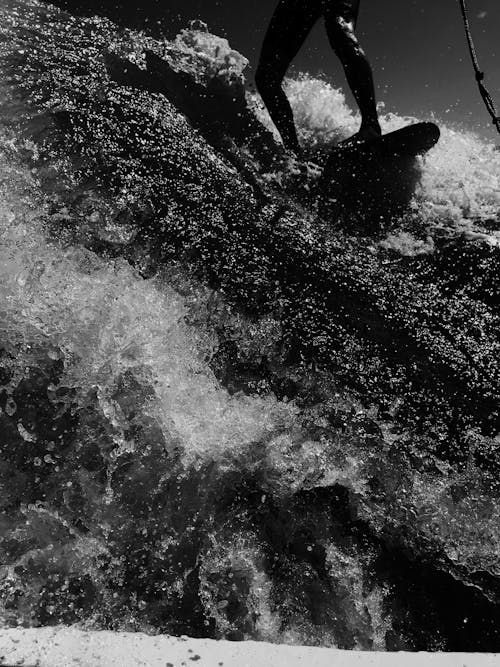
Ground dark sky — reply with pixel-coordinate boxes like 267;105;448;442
55;0;500;140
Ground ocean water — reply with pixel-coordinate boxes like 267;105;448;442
1;0;500;652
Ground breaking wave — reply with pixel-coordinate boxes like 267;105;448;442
1;0;500;652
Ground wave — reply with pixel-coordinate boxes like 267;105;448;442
1;0;500;651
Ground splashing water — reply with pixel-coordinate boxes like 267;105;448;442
281;75;500;247
0;126;393;647
1;0;500;652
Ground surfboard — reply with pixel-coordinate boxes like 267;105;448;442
337;122;440;158
317;122;440;224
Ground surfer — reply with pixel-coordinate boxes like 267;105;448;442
256;0;381;156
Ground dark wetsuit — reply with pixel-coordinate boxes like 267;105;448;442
256;0;381;154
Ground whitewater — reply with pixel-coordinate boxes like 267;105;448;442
1;0;500;657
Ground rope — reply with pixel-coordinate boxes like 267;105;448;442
458;0;500;135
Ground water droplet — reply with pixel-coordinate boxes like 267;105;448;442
6;398;17;416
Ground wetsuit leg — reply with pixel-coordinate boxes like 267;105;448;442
324;0;381;137
256;0;323;154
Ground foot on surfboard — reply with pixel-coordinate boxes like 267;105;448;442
337;122;440;157
339;124;382;148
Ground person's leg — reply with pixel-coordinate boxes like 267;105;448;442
324;0;381;138
256;0;322;154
